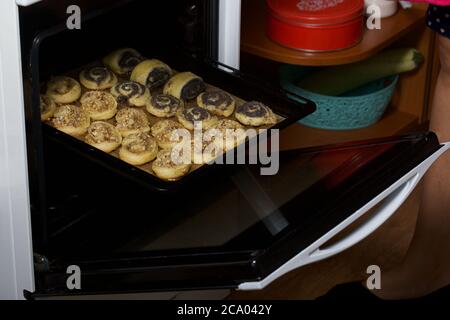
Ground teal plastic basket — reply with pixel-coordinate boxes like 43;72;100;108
279;65;399;130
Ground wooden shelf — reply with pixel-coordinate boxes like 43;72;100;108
241;0;427;66
280;110;419;150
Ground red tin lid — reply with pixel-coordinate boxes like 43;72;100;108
267;0;364;26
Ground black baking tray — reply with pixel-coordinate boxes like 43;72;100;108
40;56;316;192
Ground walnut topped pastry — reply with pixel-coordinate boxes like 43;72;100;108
46;76;82;104
235;101;277;126
79;66;118;90
146;94;183;118
151;119;187;149
152;149;191;181
207;119;246;151
115;107;150;137
131;59;173;90
103;48;144;76
52;105;90;136
176;106;218;130
110;81;150;107
119;132;158;166
80;91;118;120
85;121;122;153
163;72;206;101
197;91;235;117
40;95;56;121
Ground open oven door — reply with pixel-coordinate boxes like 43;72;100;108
27;132;449;299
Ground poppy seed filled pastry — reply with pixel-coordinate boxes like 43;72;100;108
115;107;150;137
79;66;118;90
103;48;143;76
110;81;150;107
40;95;56;121
80;91;118;121
131;59;173;90
197;91;236;117
146;94;183;118
151;119;186;149
235;101;277;126
163;72;206;101
51;105;90;136
46;76;82;104
152;149;191;181
85;121;122;153
176;106;218;130
119;132;158;166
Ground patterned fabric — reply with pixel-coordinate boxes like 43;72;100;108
427;5;450;38
410;1;450;5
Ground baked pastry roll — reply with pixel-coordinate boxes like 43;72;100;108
208;119;246;152
151;119;186;149
85;121;122;153
119;132;158;166
46;76;82;104
103;48;143;76
51;105;90;136
131;59;173;89
146;94;183;118
163;72;206;100
152;149;191;181
235;101;277;126
197;91;235;117
40;95;56;121
110;81;150;107
79;66;118;90
190;135;224;165
176;106;218;130
115;107;150;137
80;91;118;120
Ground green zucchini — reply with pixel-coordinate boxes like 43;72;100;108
297;48;424;96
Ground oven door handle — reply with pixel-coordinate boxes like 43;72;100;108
238;143;450;291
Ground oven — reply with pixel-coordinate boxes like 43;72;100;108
0;0;449;300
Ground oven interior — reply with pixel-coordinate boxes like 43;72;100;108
22;0;319;292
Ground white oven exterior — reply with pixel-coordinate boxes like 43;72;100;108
0;0;242;300
0;0;35;300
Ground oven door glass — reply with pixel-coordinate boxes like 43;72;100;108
29;132;444;297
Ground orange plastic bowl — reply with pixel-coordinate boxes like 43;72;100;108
266;0;365;52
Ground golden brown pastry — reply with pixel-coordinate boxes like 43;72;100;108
80;91;118;120
163;72;205;100
110;81;150;107
79;66;118;90
51;105;90;136
176;106;218;130
190;135;223;165
131;59;173;89
85;121;122;153
46;76;82;104
207;119;246;152
103;48;143;76
146;94;183;118
235;101;277;126
197;91;235;117
152;149;191;181
115;107;150;137
40;95;56;121
151;119;186;149
119;132;158;166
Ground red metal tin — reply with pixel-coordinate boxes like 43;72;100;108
266;0;365;52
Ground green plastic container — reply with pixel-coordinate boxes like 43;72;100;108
279;64;399;130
